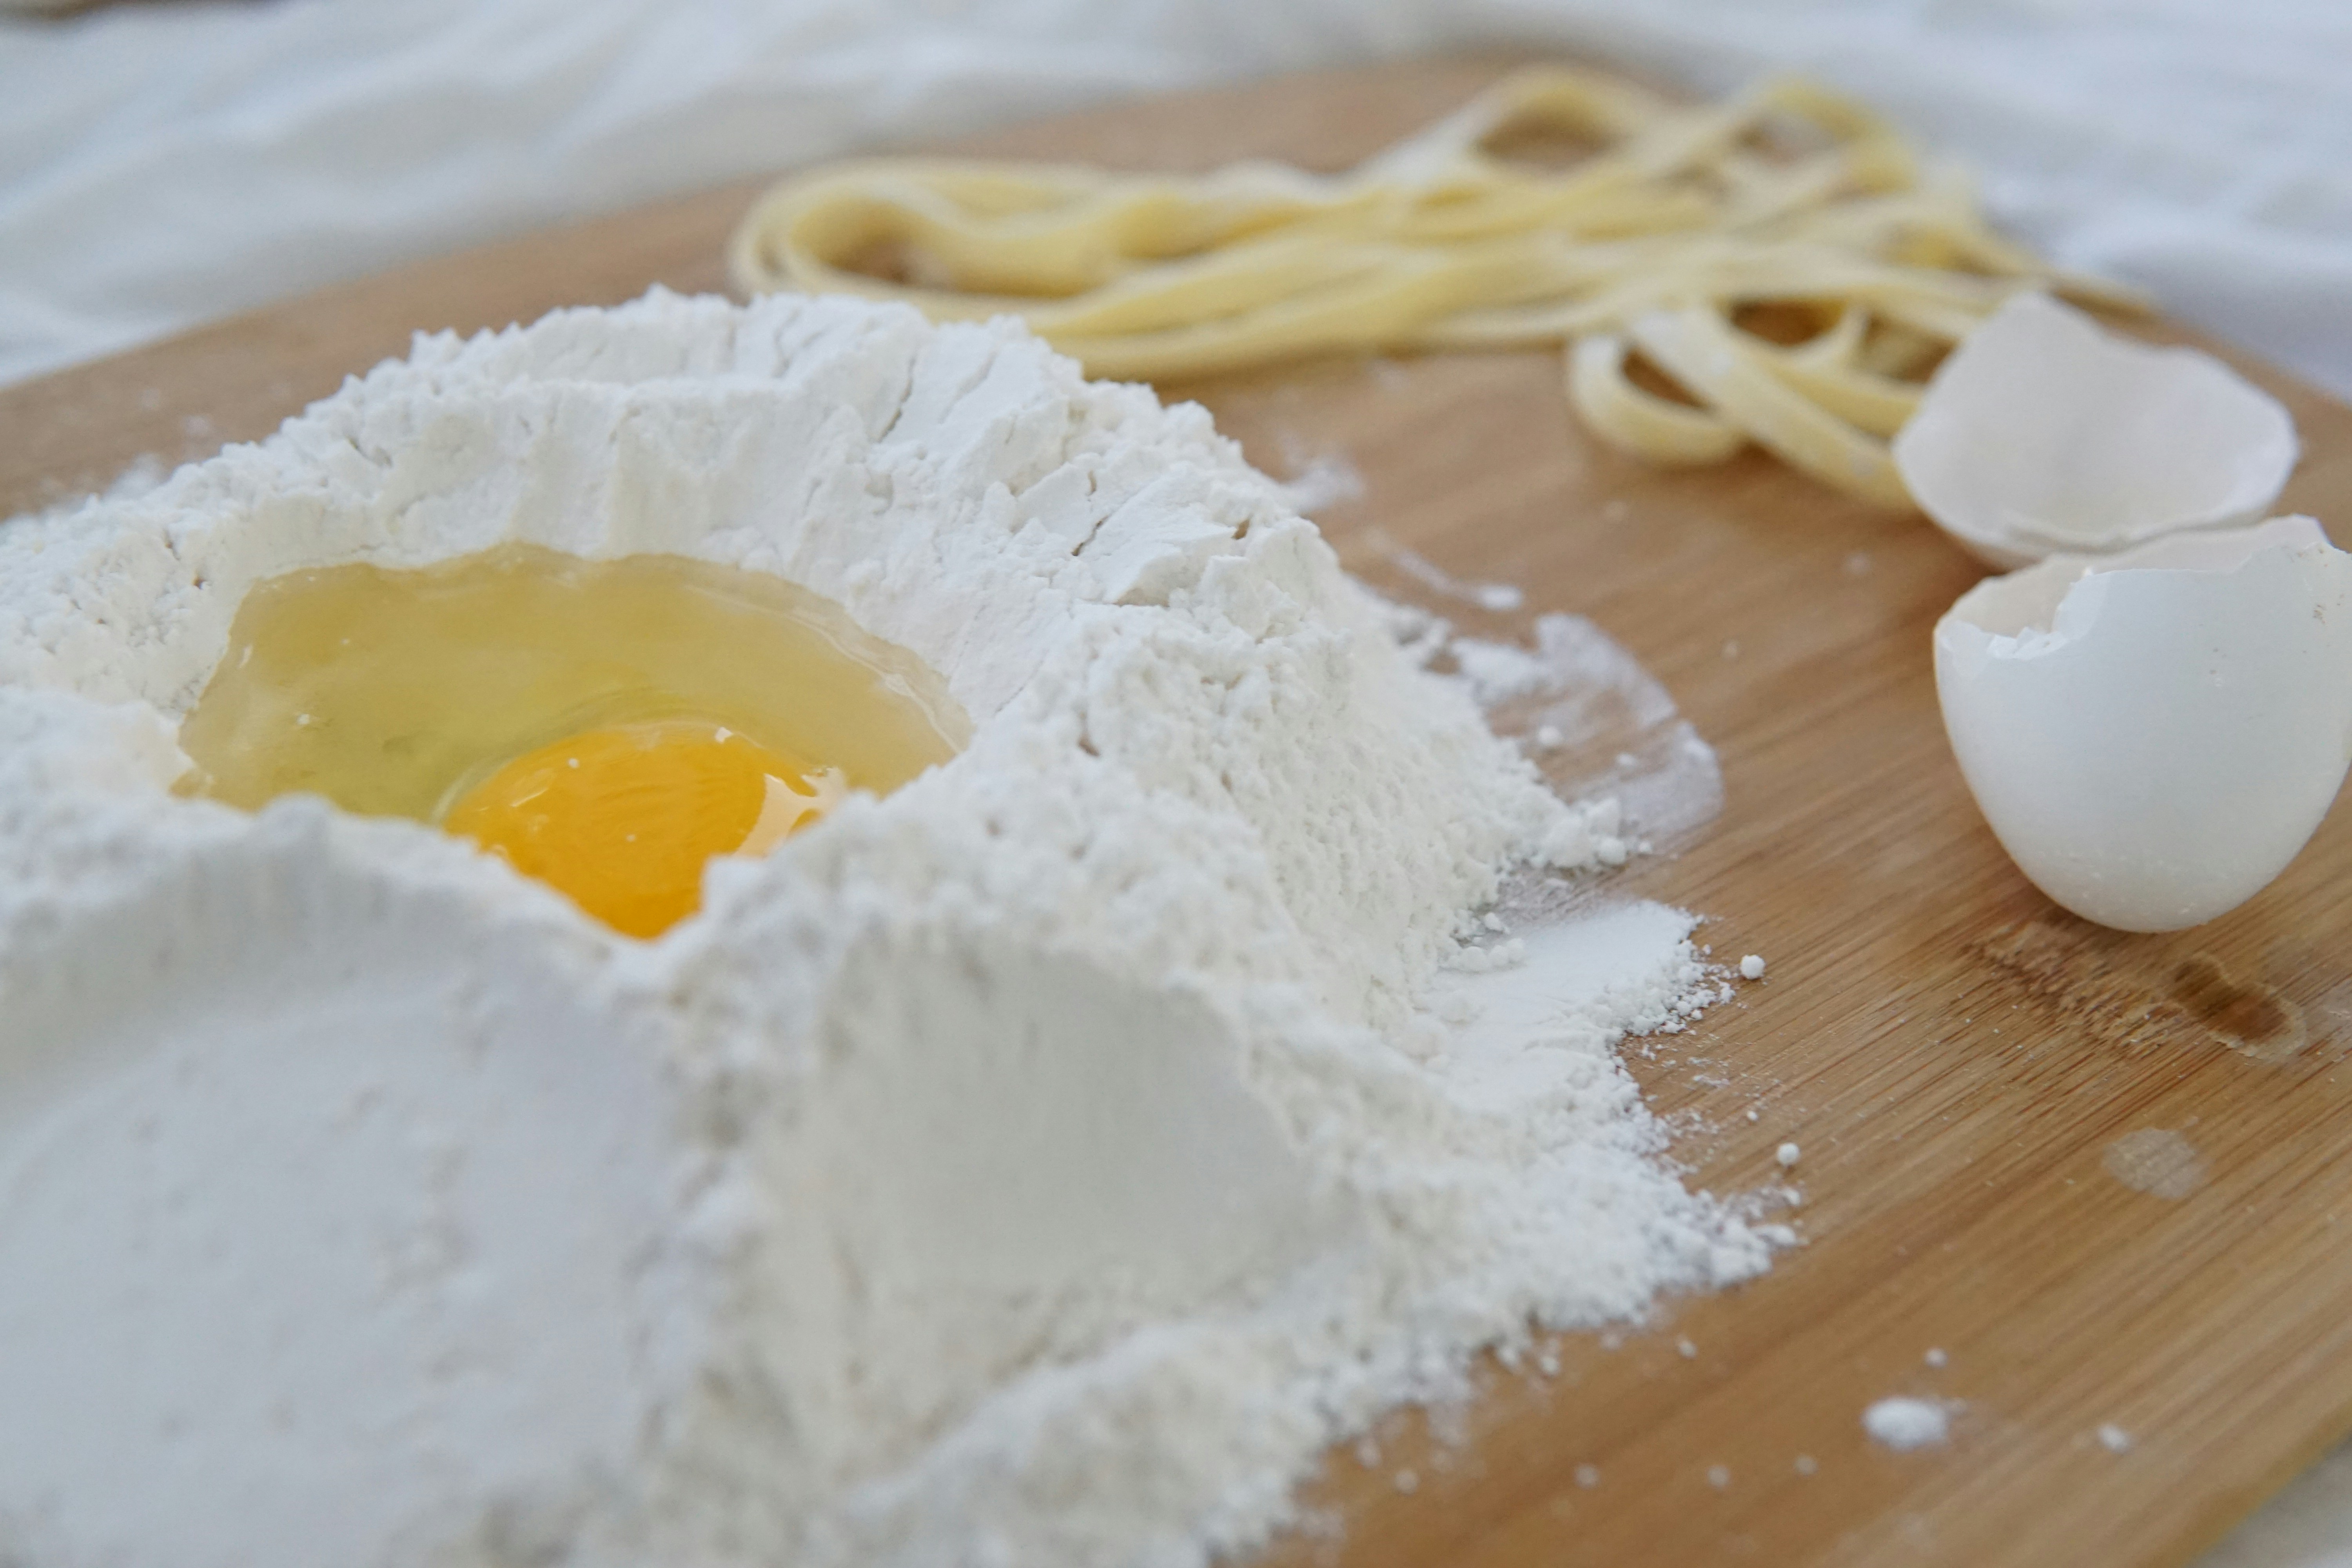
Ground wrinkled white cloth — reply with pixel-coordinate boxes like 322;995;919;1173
2;0;2350;399
2;3;2350;1565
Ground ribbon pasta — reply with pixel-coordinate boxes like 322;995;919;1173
729;67;2142;505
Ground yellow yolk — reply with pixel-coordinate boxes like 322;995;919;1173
443;721;842;939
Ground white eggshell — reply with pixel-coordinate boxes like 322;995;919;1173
1894;293;2298;568
1935;516;2352;931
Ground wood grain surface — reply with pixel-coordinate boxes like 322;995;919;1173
5;54;2352;1568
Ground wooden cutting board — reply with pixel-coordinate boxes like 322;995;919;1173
6;54;2352;1568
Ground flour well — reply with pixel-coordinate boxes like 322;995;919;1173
0;289;1767;1568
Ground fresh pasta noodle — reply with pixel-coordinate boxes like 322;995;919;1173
729;66;2143;505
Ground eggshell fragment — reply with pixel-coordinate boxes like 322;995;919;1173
1934;516;2352;931
1894;293;2298;568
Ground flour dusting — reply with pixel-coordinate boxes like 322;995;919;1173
2104;1128;2206;1200
1411;608;1726;855
0;290;1766;1568
1865;1396;1958;1451
1379;537;1525;614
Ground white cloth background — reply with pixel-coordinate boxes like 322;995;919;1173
3;0;2351;397
3;1;2351;1561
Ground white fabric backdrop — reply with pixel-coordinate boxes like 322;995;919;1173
3;2;2352;1562
2;0;2350;396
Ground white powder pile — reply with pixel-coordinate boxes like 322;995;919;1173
1864;1396;1958;1452
0;289;1769;1568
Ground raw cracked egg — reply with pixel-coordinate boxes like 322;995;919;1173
1934;515;2352;931
176;543;966;936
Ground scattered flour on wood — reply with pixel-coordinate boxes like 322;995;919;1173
2103;1128;2207;1200
1377;536;1525;614
1864;1397;1958;1451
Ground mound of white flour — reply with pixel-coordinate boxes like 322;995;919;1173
0;289;1768;1568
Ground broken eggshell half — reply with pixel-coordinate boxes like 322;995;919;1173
1935;515;2352;932
1893;292;2298;569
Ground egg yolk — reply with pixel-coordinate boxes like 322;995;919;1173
443;721;843;938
